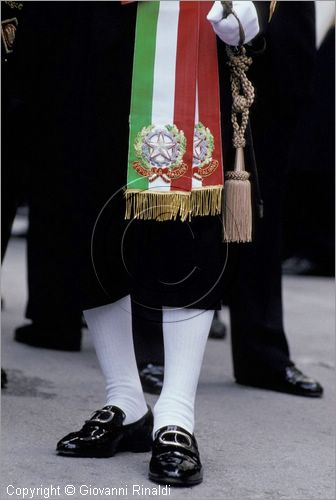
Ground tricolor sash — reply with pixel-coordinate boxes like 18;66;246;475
125;1;224;222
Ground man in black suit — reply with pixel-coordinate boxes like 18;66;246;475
2;0;26;260
2;1;83;351
225;0;323;396
135;1;323;398
5;1;323;398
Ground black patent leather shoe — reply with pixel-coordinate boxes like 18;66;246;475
139;364;164;395
236;365;324;398
56;405;153;457
149;426;203;487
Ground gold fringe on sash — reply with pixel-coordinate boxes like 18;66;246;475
125;186;222;222
191;186;223;218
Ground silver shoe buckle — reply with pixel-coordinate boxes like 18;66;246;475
90;409;115;424
158;430;192;449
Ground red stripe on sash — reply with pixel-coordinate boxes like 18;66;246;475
172;1;199;193
198;2;224;187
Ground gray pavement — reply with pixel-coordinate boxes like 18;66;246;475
1;237;335;500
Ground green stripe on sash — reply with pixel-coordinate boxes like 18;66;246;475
127;1;160;190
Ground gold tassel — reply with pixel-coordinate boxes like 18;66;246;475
223;147;252;243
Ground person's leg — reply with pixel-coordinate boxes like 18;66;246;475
132;302;226;397
149;307;214;486
132;301;164;367
153;307;214;434
15;156;83;351
132;301;165;395
84;295;148;425
57;295;153;458
228;194;291;381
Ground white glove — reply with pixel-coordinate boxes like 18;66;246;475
207;1;260;46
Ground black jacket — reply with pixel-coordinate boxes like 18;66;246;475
6;1;275;311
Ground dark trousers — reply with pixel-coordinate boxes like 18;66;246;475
283;27;335;270
1;95;26;261
225;110;293;378
132;301;164;368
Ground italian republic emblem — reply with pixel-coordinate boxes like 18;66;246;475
192;122;219;180
133;124;187;183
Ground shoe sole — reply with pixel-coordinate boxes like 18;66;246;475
148;472;203;487
57;449;118;458
236;380;323;398
56;436;152;458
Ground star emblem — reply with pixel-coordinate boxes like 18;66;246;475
135;124;186;172
142;128;179;167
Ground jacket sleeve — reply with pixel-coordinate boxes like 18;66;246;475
246;1;270;53
254;1;271;35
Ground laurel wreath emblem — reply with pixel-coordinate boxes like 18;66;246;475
134;124;186;171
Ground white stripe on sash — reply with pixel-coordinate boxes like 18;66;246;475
151;1;179;126
151;1;180;192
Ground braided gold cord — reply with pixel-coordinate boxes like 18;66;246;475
225;170;250;181
226;46;254;149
